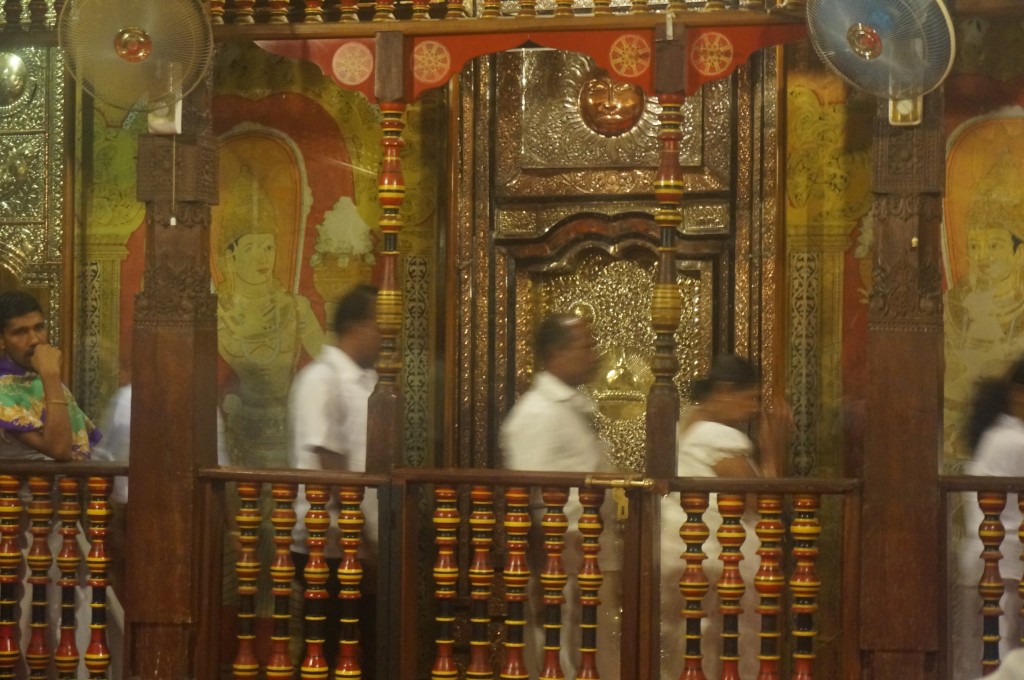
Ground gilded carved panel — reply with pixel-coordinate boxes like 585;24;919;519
0;46;66;346
518;252;715;473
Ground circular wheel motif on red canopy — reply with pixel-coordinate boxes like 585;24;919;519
690;31;734;78
609;34;651;79
331;42;374;87
414;40;452;86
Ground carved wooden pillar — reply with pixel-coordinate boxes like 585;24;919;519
860;94;944;680
127;82;222;680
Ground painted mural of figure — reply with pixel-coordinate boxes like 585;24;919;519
944;136;1024;467
216;171;324;470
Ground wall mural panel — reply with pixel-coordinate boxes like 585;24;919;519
77;42;444;466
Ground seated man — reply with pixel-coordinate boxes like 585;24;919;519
0;290;98;461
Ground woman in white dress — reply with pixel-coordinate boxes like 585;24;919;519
660;354;787;680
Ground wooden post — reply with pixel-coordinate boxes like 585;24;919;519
126;83;222;680
859;94;944;680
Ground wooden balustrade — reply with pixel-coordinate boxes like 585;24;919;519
0;466;124;680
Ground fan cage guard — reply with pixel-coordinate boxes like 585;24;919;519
58;0;213;112
806;0;955;101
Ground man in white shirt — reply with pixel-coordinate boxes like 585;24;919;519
288;284;381;674
500;313;621;680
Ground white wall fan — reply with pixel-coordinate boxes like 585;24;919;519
58;0;214;135
807;0;956;126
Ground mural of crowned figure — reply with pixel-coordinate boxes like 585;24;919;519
215;167;325;470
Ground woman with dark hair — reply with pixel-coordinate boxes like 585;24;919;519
955;358;1024;679
660;354;789;679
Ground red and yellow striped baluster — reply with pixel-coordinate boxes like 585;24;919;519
375;99;407;394
55;478;82;680
577;487;604;679
978;491;1007;676
25;477;54;679
754;494;785;680
631;0;647;15
679;492;710;680
0;476;22;680
267;484;297;680
789;494;822;680
517;0;535;19
716;494;746;680
304;0;324;22
432;485;460;680
84;476;113;680
553;0;570;19
339;0;359;21
539;488;569;680
447;0;468;19
1018;496;1024;648
233;0;255;23
301;485;332;680
480;0;500;18
268;0;289;22
233;482;262;680
210;0;225;24
373;0;394;22
592;0;610;16
467;486;496;680
336;485;366;679
500;486;531;680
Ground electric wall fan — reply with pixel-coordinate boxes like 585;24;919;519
806;0;956;126
58;0;213;134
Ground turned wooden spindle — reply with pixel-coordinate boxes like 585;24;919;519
789;494;822;680
336;486;366;678
301;485;332;680
209;0;225;24
0;476;22;680
978;491;1008;676
267;484;297;680
25;477;53;679
577;487;605;679
233;0;255;23
679;492;711;680
432;485;460;680
467;486;496;679
501;486;531;680
754;494;785;680
716;494;746;680
233;482;262;680
84;476;113;680
304;0;324;21
539;488;569;680
55;478;82;680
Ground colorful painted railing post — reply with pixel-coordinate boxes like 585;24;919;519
577;487;604;679
267;484;297;680
432;485;460;680
25;476;53;679
716;493;746;680
467;485;496;680
679;492;710;680
84;476;113;680
0;476;21;680
233;481;263;680
539;488;569;680
301;485;332;680
209;0;224;24
978;491;1008;676
501;486;531;680
336;486;366;679
480;0;500;18
55;478;82;680
789;494;822;680
647;88;684;480
754;494;784;680
304;0;324;22
340;0;359;21
233;0;254;23
269;0;289;22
